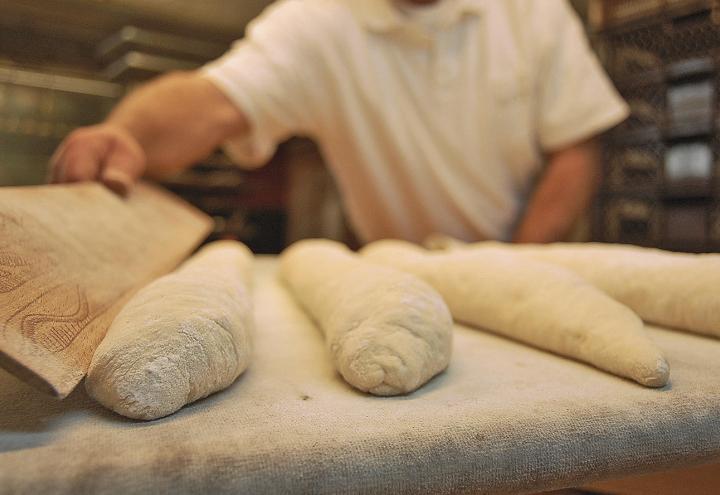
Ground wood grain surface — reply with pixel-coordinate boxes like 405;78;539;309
0;182;212;398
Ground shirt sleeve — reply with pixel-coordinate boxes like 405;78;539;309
535;0;630;151
201;0;323;167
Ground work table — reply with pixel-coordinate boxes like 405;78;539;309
1;257;719;494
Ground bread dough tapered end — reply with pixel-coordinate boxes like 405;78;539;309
333;320;450;396
87;309;251;420
643;357;670;388
628;352;670;388
87;353;192;420
585;325;670;388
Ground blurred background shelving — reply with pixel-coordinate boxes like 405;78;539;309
589;0;720;252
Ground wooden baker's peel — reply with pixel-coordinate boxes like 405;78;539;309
0;182;212;398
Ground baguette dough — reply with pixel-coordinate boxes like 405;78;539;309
86;241;254;420
362;240;669;387
504;243;720;339
279;239;452;395
431;238;720;339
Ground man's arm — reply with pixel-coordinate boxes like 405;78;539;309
512;138;600;243
50;70;249;192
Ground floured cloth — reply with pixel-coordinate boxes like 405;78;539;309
1;257;719;494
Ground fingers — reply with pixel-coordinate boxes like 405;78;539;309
48;138;74;183
100;133;146;196
48;141;68;183
48;125;146;195
49;128;107;184
101;168;134;196
64;148;106;183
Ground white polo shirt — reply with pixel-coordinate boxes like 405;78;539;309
202;0;629;243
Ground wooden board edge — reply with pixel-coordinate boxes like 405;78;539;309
0;346;82;398
137;181;215;234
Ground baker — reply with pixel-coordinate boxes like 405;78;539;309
49;0;628;244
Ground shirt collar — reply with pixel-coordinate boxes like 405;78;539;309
344;0;484;34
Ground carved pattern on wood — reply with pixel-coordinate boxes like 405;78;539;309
0;250;39;294
19;285;92;353
0;211;36;293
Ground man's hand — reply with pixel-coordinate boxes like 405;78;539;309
48;71;250;195
50;124;146;195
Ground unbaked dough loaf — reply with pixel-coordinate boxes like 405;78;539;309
504;243;720;339
279;239;452;396
86;240;254;420
362;240;669;387
431;238;720;339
